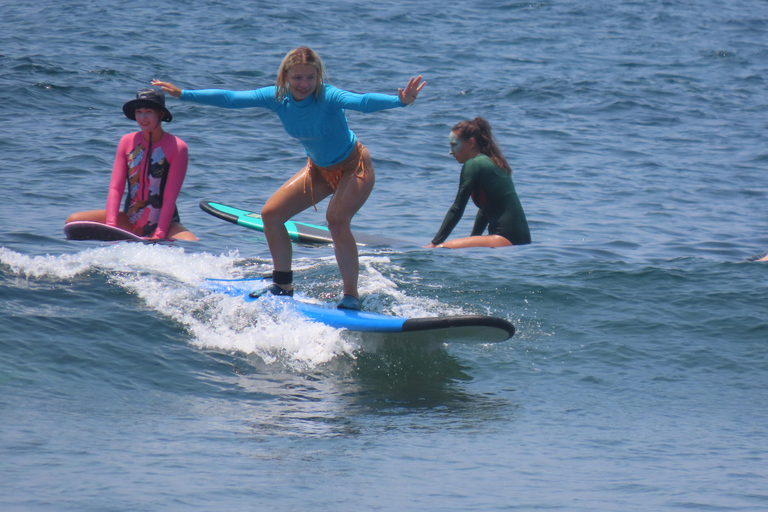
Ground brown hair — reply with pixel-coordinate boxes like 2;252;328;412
452;117;511;174
275;47;327;102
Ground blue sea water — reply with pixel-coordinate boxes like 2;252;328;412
1;0;767;510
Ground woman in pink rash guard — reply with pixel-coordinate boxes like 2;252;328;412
65;89;197;240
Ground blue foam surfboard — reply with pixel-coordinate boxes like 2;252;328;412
204;277;515;343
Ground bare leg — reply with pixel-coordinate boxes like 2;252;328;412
167;222;198;241
325;150;375;298
261;166;334;289
65;210;107;224
65;210;136;232
437;235;513;249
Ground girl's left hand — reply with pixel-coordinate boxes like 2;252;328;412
151;79;182;98
399;75;426;105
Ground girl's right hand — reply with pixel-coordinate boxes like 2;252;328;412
151;79;181;98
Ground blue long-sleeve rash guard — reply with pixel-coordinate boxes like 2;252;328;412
180;84;405;167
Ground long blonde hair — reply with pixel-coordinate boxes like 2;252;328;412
275;46;327;102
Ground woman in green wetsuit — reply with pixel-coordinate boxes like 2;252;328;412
426;117;531;249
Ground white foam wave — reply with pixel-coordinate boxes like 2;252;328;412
357;254;465;318
0;244;240;281
2;245;458;369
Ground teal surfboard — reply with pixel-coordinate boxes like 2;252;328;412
200;201;333;244
199;200;401;246
204;277;516;343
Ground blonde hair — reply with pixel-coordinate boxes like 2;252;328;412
275;47;327;102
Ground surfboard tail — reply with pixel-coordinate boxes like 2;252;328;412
402;316;515;342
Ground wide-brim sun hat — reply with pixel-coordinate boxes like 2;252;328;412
123;88;172;122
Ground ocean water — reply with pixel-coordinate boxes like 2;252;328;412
1;0;767;510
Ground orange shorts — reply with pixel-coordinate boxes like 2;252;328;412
304;142;369;209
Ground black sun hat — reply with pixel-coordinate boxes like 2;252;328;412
122;88;172;122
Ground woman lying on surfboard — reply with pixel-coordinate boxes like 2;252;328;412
425;117;530;249
153;46;425;310
65;88;197;241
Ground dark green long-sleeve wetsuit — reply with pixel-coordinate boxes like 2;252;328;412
431;154;531;246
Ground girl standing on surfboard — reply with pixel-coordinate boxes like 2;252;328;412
65;88;197;241
425;117;530;249
153;47;425;310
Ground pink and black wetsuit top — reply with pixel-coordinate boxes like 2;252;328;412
105;131;188;238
